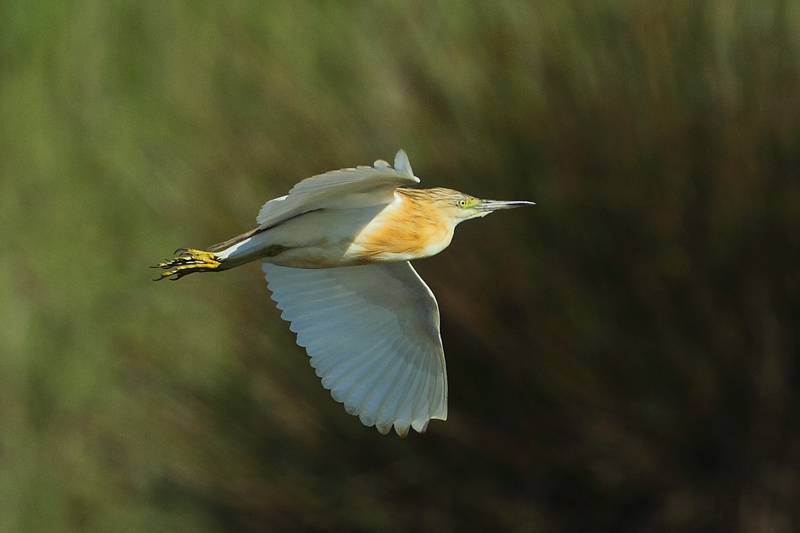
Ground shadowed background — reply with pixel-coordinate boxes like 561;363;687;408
1;1;798;531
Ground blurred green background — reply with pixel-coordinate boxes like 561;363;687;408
1;1;799;531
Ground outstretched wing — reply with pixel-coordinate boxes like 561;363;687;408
257;150;419;229
262;261;448;437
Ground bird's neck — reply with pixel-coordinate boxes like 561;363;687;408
346;189;456;263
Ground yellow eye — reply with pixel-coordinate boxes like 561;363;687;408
457;199;467;208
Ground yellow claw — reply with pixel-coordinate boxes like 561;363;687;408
151;248;221;281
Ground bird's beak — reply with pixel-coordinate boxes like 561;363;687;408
475;199;536;213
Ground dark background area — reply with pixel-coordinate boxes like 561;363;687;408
1;2;798;531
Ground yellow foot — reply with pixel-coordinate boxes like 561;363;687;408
151;248;222;281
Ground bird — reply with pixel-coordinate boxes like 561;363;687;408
153;150;534;437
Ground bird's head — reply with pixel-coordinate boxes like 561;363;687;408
421;187;535;224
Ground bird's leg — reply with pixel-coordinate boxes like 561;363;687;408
151;248;222;281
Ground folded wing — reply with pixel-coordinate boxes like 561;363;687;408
262;260;448;436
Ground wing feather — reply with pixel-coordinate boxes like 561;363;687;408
256;150;419;228
370;347;416;429
357;342;410;421
262;261;448;436
382;347;432;437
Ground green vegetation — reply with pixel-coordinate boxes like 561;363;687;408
1;1;798;531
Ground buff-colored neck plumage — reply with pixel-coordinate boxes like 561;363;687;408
347;188;465;263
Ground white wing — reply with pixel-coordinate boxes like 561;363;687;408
257;150;419;229
262;261;448;436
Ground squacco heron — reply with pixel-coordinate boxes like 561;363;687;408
154;150;533;436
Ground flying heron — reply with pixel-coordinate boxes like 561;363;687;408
154;150;533;436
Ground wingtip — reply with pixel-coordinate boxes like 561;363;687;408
411;418;430;434
394;149;417;180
